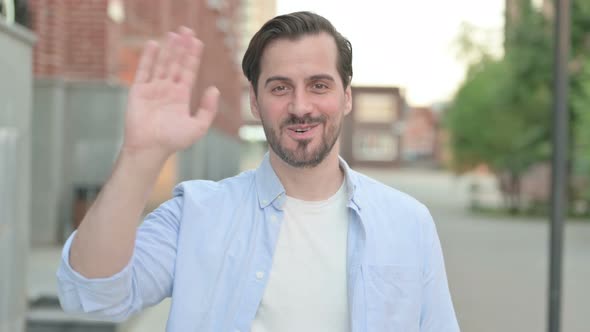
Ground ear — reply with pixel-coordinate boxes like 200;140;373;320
249;84;261;120
343;85;352;116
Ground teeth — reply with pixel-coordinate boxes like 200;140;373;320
295;128;309;133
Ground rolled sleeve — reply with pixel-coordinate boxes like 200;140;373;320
56;231;136;321
56;195;183;322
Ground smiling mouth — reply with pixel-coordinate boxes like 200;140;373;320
287;123;319;134
293;127;312;133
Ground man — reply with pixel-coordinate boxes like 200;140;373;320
57;11;459;332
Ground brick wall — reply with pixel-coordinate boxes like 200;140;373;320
65;0;111;79
29;0;244;137
196;1;243;137
30;0;116;80
402;107;437;158
29;0;67;77
118;0;243;137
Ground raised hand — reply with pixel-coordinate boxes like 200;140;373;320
123;27;219;158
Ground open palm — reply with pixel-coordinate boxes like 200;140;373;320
124;27;219;156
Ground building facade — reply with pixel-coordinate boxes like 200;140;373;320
341;86;406;167
401;106;439;166
28;0;246;244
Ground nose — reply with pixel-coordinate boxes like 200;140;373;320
288;89;313;117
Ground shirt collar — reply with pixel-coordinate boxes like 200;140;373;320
339;155;362;211
254;153;286;209
254;152;362;211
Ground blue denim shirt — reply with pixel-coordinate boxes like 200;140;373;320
57;154;459;331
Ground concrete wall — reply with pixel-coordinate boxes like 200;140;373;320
31;80;242;245
31;80;127;245
64;82;127;184
31;79;65;245
0;20;35;332
178;128;243;182
31;79;242;247
63;82;127;238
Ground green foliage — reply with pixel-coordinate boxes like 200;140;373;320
446;57;551;174
570;1;590;203
571;56;590;201
446;0;590;210
446;2;552;175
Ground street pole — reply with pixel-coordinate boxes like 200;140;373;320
549;0;570;331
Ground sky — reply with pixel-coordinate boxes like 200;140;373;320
276;0;505;106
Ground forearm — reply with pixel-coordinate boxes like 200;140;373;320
69;148;168;278
67;26;215;279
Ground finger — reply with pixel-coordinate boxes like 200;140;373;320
168;38;184;83
170;27;193;83
177;35;204;87
178;26;194;38
153;32;179;80
134;40;159;84
190;86;220;131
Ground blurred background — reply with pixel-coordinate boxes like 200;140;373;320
0;0;588;331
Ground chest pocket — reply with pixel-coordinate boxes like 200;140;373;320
363;264;421;332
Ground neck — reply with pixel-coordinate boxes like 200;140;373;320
269;145;344;201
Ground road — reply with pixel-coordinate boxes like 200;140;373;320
362;167;590;332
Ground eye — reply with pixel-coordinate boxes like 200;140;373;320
271;85;290;95
311;82;330;92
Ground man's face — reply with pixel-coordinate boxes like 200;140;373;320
250;32;352;168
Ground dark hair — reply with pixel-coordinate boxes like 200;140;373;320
242;11;353;95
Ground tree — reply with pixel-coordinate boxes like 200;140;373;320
448;0;590;214
446;2;553;212
570;0;590;210
446;0;590;215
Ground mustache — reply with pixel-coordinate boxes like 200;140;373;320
280;114;327;128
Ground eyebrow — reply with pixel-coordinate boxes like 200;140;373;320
264;76;292;87
263;74;336;88
308;74;335;83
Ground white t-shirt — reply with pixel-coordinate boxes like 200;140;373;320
251;182;350;332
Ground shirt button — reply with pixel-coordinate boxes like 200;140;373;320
256;271;265;280
262;199;268;205
270;215;277;222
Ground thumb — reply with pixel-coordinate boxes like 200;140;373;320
190;86;220;131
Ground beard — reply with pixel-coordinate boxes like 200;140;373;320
260;113;342;168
